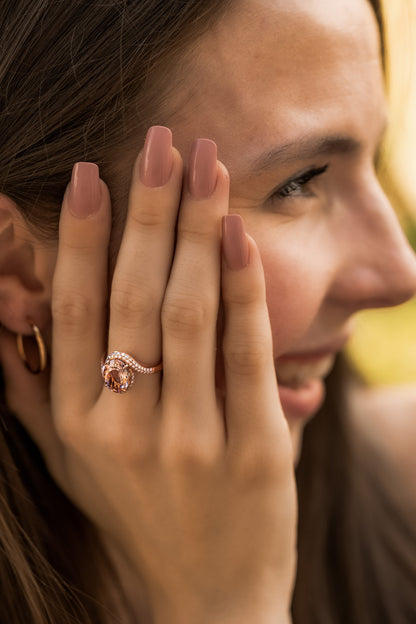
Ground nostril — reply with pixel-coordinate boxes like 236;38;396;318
328;251;416;311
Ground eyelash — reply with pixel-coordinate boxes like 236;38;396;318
271;164;329;200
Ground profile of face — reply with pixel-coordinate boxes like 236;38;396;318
4;0;416;470
158;0;416;456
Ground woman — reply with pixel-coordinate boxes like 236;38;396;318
0;0;415;622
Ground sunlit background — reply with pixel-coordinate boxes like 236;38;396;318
346;0;416;384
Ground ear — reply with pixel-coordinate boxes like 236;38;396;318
0;194;61;465
0;193;56;337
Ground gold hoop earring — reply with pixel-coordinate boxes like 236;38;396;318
16;319;47;374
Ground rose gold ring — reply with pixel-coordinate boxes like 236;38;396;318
102;351;163;393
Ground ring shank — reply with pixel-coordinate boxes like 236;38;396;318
106;351;163;375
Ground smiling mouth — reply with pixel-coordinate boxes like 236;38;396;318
276;354;336;388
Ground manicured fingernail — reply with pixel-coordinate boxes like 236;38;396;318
140;126;173;187
189;139;217;199
222;215;249;270
68;162;101;218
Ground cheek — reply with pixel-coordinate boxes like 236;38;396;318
259;240;330;354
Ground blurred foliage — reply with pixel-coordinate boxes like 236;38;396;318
347;0;416;386
347;299;416;385
406;218;416;250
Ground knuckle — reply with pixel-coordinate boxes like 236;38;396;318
161;433;220;474
55;412;84;450
224;288;262;307
224;339;269;375
111;283;159;326
129;200;166;229
60;237;95;255
177;220;214;244
162;294;211;338
231;441;289;485
100;422;156;468
52;290;94;330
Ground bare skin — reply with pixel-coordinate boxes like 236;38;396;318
0;0;415;622
163;0;416;456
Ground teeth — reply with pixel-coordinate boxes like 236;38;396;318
276;355;335;388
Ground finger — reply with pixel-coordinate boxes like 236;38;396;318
162;140;229;430
107;127;183;399
52;163;111;411
221;215;289;450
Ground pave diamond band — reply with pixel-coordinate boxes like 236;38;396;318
102;351;163;393
106;351;163;375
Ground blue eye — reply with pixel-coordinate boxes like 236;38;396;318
272;164;329;200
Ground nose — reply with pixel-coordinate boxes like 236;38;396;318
329;176;416;310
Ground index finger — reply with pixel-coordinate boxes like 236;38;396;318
52;163;111;411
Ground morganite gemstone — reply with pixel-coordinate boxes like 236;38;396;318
103;358;133;393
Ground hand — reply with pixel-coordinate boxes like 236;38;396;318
3;127;297;623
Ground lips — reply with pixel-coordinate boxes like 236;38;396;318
276;357;332;420
278;378;325;420
276;354;335;389
275;335;349;419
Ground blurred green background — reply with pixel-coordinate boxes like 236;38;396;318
346;0;416;385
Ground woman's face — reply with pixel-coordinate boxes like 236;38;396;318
163;0;416;456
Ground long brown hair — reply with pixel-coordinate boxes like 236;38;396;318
1;1;415;622
294;356;416;624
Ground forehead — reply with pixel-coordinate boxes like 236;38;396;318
166;0;384;175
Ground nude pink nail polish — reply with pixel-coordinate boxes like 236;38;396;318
222;215;249;270
189;139;217;199
68;162;101;218
140;126;173;187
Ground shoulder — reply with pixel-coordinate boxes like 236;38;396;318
349;384;416;497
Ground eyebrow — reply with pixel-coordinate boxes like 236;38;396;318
250;134;363;173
